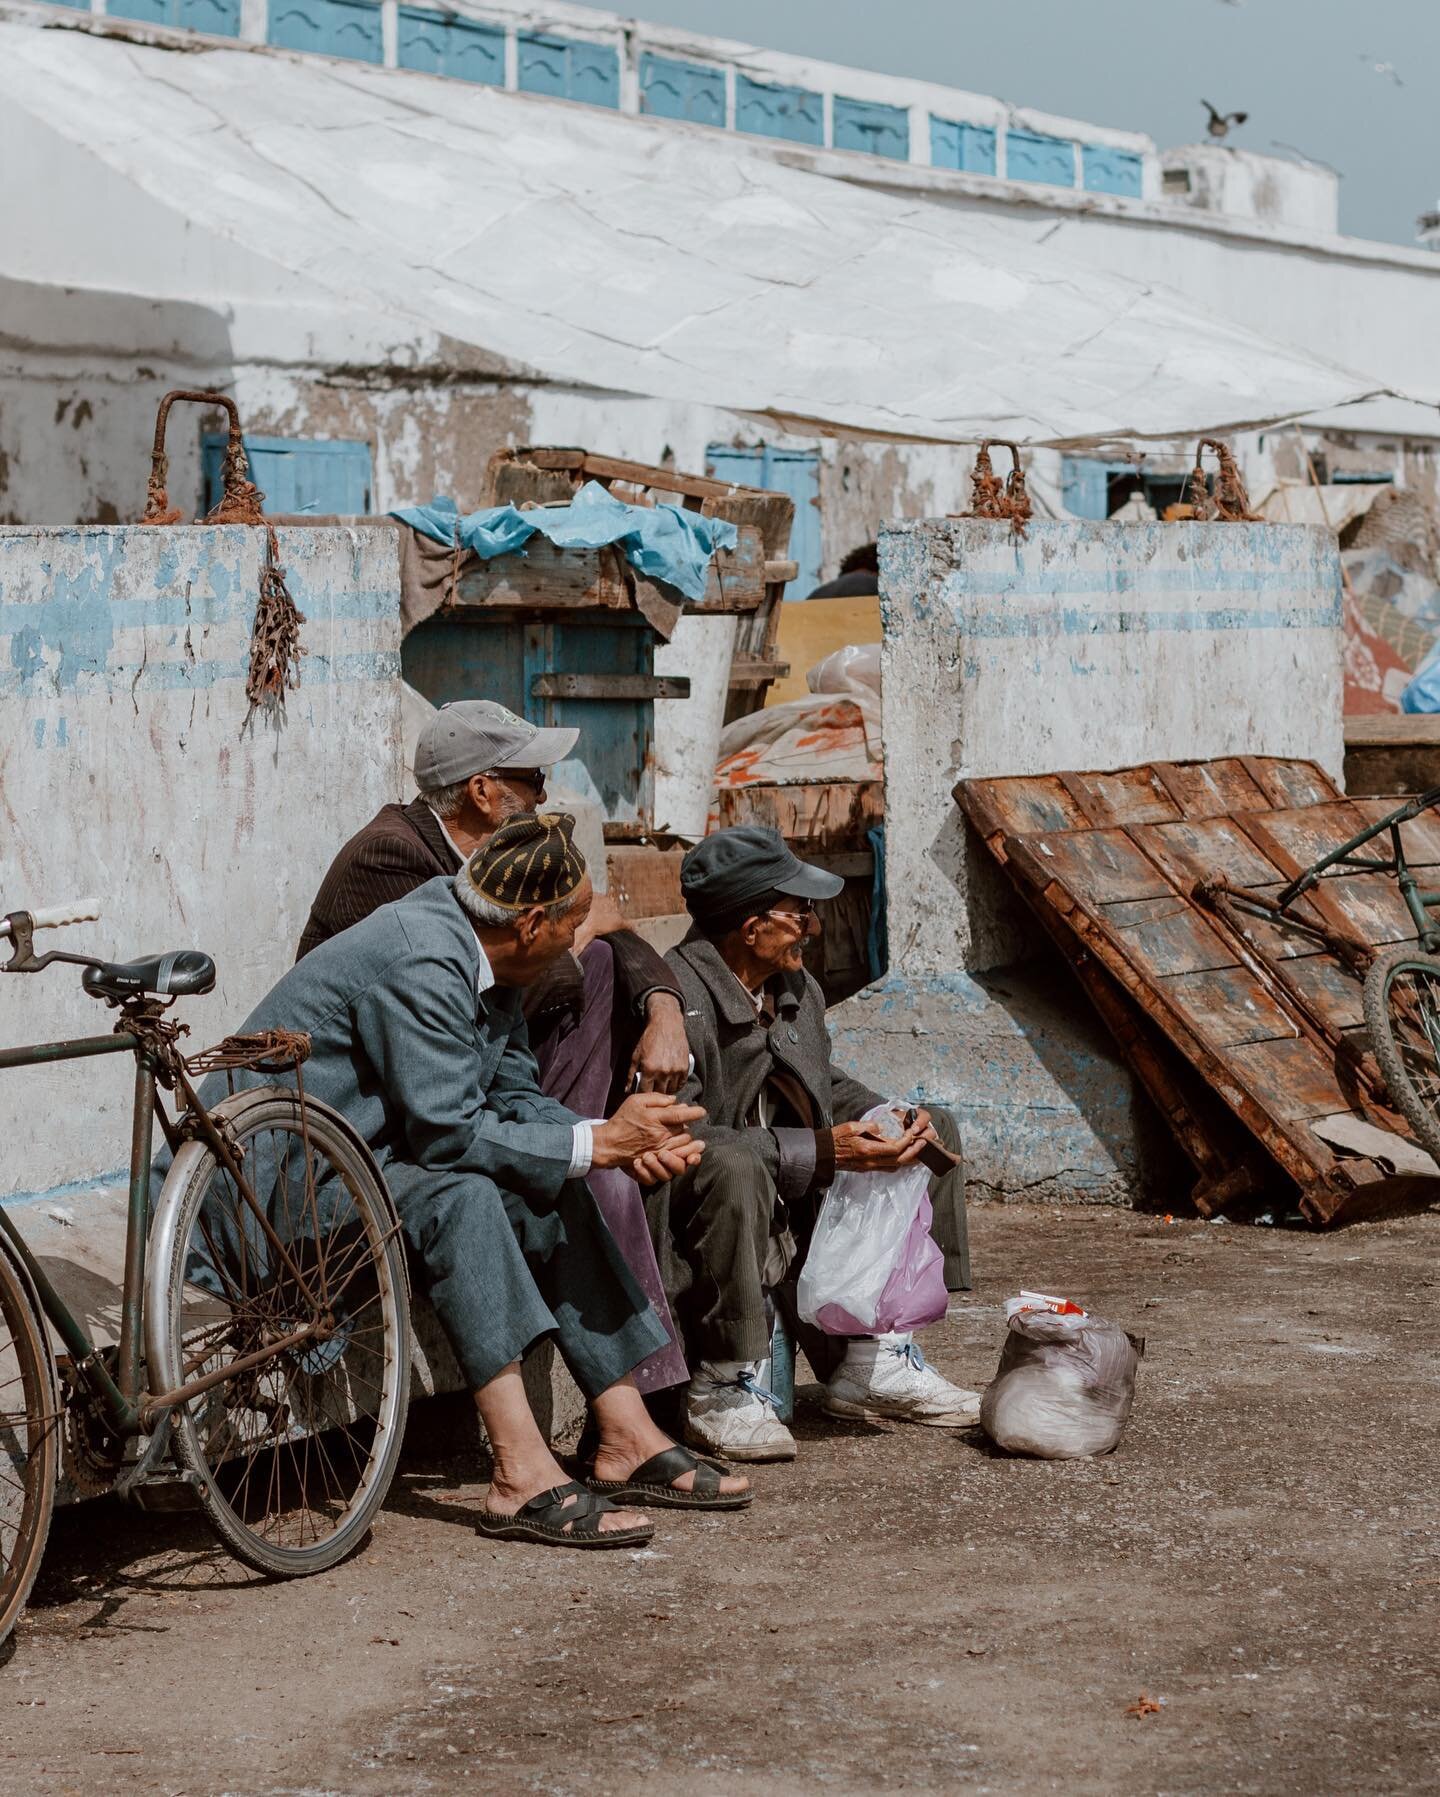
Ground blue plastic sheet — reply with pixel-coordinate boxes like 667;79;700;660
391;479;738;602
1402;641;1440;713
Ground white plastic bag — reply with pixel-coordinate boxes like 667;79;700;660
980;1293;1142;1459
796;1108;947;1336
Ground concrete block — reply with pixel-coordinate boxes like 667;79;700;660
828;965;1183;1208
877;518;1343;976
0;524;402;1203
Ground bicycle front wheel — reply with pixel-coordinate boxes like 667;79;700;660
1363;947;1440;1164
0;1237;59;1644
147;1089;410;1578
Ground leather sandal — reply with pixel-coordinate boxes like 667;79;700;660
586;1443;753;1511
476;1479;655;1549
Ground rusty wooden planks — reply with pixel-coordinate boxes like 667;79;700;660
957;755;1408;1225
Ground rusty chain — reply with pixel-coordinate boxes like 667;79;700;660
1185;438;1259;522
140;390;307;719
964;440;1032;539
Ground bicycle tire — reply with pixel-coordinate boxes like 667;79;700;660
0;1235;60;1645
146;1089;410;1578
1363;946;1440;1164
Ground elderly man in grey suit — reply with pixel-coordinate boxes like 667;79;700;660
216;812;750;1546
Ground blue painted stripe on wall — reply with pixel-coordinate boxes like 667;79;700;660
945;603;1341;639
0;649;401;701
935;563;1339;598
0;585;399;631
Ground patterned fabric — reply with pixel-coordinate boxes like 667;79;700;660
464;812;587;912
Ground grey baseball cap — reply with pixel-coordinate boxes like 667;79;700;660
413;701;579;789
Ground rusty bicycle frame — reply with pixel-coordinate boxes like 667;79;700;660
0;909;333;1466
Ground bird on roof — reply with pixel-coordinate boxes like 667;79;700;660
1202;101;1248;140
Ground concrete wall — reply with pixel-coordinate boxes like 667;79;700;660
828;518;1342;1210
0;524;402;1202
878;518;1344;976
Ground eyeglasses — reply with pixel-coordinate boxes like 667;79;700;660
760;900;817;925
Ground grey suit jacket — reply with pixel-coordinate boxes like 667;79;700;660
214;876;579;1200
665;931;885;1204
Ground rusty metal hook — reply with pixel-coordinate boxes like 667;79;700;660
965;440;1031;537
141;389;267;526
1186;438;1258;523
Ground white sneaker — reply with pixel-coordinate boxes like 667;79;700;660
823;1334;981;1428
684;1361;797;1463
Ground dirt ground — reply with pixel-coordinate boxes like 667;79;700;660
4;1199;1439;1797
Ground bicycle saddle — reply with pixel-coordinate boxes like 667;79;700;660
82;949;217;1002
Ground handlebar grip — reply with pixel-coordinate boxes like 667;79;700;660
26;897;102;932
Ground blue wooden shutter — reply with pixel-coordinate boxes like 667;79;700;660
1060;457;1111;520
1082;144;1144;198
1006;129;1077;187
833;96;909;161
108;0;240;28
203;436;373;517
517;33;620;108
930;117;997;175
706;445;822;597
735;75;823;146
397;8;502;82
268;0;382;63
639;53;725;126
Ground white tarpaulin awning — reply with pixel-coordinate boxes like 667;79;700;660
0;25;1389;447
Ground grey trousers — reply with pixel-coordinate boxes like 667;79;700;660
651;1109;969;1367
383;1160;670;1397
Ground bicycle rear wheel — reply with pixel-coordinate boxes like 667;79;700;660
1363;947;1440;1163
0;1238;59;1644
147;1089;410;1578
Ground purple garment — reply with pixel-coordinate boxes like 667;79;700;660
533;939;688;1394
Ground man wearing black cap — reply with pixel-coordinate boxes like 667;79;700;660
651;825;977;1461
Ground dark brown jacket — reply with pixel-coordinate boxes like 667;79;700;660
297;798;679;1027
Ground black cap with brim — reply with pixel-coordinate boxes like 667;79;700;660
680;824;844;922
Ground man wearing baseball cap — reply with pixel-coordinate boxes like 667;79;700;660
297;699;691;1396
648;825;977;1462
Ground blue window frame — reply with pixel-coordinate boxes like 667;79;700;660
1006;129;1076;187
1082;144;1144;198
832;95;908;160
707;445;822;599
398;8;503;83
107;0;239;31
517;33;620;108
203;436;373;518
930;117;997;176
639;53;725;126
735;75;823;146
268;0;381;62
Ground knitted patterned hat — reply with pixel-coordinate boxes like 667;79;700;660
463;812;587;913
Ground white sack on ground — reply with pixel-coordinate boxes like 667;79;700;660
0;28;1384;448
981;1300;1142;1459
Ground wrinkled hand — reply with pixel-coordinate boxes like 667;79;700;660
591;1093;706;1171
631;993;690;1094
631;1139;706;1187
832;1111;931;1172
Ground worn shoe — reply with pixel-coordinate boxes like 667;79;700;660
823;1334;981;1427
684;1361;797;1463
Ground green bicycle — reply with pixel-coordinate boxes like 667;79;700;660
0;898;411;1645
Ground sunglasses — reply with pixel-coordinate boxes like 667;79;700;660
490;766;547;794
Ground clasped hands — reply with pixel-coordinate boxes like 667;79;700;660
831;1106;941;1173
591;1091;707;1187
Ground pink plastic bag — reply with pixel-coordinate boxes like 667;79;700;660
796;1110;949;1336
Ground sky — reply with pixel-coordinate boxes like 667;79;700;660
569;0;1439;247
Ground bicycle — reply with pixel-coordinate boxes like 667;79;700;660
1202;786;1440;1167
0;898;411;1645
